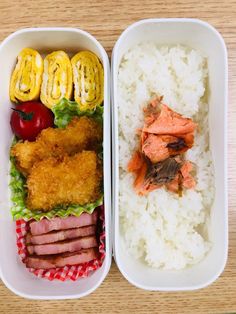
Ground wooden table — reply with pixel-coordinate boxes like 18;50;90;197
0;0;235;313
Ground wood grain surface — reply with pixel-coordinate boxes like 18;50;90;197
0;0;235;313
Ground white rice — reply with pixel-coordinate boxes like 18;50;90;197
118;43;214;270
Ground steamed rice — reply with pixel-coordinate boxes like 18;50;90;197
118;44;214;270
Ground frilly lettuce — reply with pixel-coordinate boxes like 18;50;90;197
52;98;103;128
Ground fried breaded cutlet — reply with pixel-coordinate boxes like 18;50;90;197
26;151;102;211
11;116;102;176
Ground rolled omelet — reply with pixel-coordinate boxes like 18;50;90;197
10;48;43;103
71;51;104;110
40;51;73;109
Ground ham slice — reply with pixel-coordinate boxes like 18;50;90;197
26;225;96;245
30;212;98;236
27;236;98;255
25;248;98;269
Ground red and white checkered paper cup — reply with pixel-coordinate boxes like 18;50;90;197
16;207;105;281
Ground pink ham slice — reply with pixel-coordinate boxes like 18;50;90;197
27;235;98;255
25;248;98;269
26;225;96;245
30;212;98;236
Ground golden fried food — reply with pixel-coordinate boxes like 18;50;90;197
26;151;102;211
11;116;102;176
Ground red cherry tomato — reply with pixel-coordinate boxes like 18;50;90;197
10;101;54;141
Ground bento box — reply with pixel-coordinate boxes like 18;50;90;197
0;27;111;299
112;18;228;291
0;18;228;299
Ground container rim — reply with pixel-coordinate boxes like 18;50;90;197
112;18;228;58
0;26;106;55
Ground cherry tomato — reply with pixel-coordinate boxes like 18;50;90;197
10;101;54;141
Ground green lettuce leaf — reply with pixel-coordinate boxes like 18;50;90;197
52;98;103;128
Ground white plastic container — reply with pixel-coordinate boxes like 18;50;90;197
0;27;111;299
112;19;228;291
